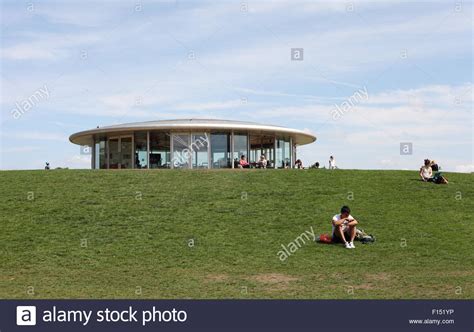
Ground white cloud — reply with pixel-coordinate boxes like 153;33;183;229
196;7;471;75
173;99;249;111
2;32;103;61
99;93;171;110
234;87;343;101
1;45;58;60
2;131;67;142
64;155;90;169
1;146;41;153
455;164;474;173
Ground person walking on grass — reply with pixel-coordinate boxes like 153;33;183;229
332;205;358;249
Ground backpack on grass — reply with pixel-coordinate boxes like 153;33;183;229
318;233;333;244
356;228;376;244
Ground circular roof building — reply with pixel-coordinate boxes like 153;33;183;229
69;119;316;169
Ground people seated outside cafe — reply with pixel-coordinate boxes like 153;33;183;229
419;159;433;181
295;159;303;169
257;155;268;169
238;155;250;169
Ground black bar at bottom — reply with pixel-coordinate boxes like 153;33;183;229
1;300;472;332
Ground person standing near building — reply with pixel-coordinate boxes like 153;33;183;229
329;156;336;169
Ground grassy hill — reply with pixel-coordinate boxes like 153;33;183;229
0;169;472;299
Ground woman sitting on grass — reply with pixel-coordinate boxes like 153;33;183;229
239;155;250;168
419;159;433;181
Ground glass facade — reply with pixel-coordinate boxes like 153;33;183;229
172;134;191;169
191;133;209;169
94;137;107;169
262;135;275;168
276;137;291;168
134;132;148;169
108;138;120;169
249;135;260;164
91;130;293;169
233;133;248;167
211;133;231;168
120;137;133;169
150;132;170;168
106;136;133;169
249;134;275;167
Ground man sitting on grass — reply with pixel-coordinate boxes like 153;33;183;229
332;206;358;249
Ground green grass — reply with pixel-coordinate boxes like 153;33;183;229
0;169;472;299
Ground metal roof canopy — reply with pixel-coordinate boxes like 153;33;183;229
69;119;317;146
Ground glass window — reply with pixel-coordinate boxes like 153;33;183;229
150;132;170;168
108;138;120;169
276;137;291;168
134;132;148;169
191;133;209;169
284;140;291;167
249;135;261;164
120;137;133;169
250;134;274;167
211;133;230;168
262;135;275;168
172;133;191;169
233;133;248;167
95;137;106;169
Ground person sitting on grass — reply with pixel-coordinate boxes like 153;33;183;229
239;155;250;168
419;159;433;181
332;205;358;249
258;155;267;169
295;159;303;169
430;160;439;172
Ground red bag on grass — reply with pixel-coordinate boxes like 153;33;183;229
319;233;333;244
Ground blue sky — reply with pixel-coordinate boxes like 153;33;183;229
1;0;472;171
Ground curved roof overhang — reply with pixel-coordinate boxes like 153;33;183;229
69;119;317;146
